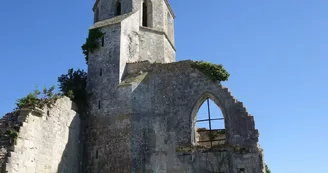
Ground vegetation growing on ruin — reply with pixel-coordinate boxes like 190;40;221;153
16;86;59;110
265;164;271;173
191;61;230;82
81;28;104;64
58;68;88;118
8;130;18;145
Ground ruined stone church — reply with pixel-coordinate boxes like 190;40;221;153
0;0;266;173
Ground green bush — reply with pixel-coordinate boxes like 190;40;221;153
58;68;88;117
81;28;104;64
16;89;40;109
16;86;59;109
265;165;271;173
192;61;230;82
8;130;18;145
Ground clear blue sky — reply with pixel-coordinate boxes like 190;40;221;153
1;0;327;172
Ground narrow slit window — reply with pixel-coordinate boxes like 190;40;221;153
142;2;148;27
96;150;98;159
99;68;103;76
116;0;121;15
98;100;101;109
101;36;104;47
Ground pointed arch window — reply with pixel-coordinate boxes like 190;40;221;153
193;96;226;148
116;0;121;16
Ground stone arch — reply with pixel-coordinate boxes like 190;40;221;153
191;92;229;147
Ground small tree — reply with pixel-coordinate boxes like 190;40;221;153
58;68;88;117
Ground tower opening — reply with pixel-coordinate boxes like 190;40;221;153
116;0;121;16
193;98;226;148
142;2;148;27
94;8;100;23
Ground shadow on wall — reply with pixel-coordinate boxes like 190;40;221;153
57;114;81;173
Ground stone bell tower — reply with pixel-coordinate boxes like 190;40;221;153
85;0;177;172
89;0;175;80
87;0;176;108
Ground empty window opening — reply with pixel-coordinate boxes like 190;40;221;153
99;68;103;76
195;98;226;148
116;0;121;15
101;36;104;47
96;150;98;159
98;100;101;109
142;2;148;27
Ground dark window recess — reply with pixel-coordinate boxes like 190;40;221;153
96;150;98;159
142;2;148;27
116;1;121;15
95;8;100;23
98;100;101;109
99;68;103;76
101;36;104;47
239;168;245;173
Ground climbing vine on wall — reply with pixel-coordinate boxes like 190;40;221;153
191;61;230;82
81;28;104;64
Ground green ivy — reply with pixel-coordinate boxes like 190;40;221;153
81;28;104;64
191;61;230;82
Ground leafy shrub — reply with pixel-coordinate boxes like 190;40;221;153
16;89;40;109
58;68;88;117
8;129;18;145
265;165;271;173
192;61;230;82
16;86;59;109
81;28;104;64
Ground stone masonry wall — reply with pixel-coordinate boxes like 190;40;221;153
85;60;266;173
0;112;21;173
2;97;80;173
